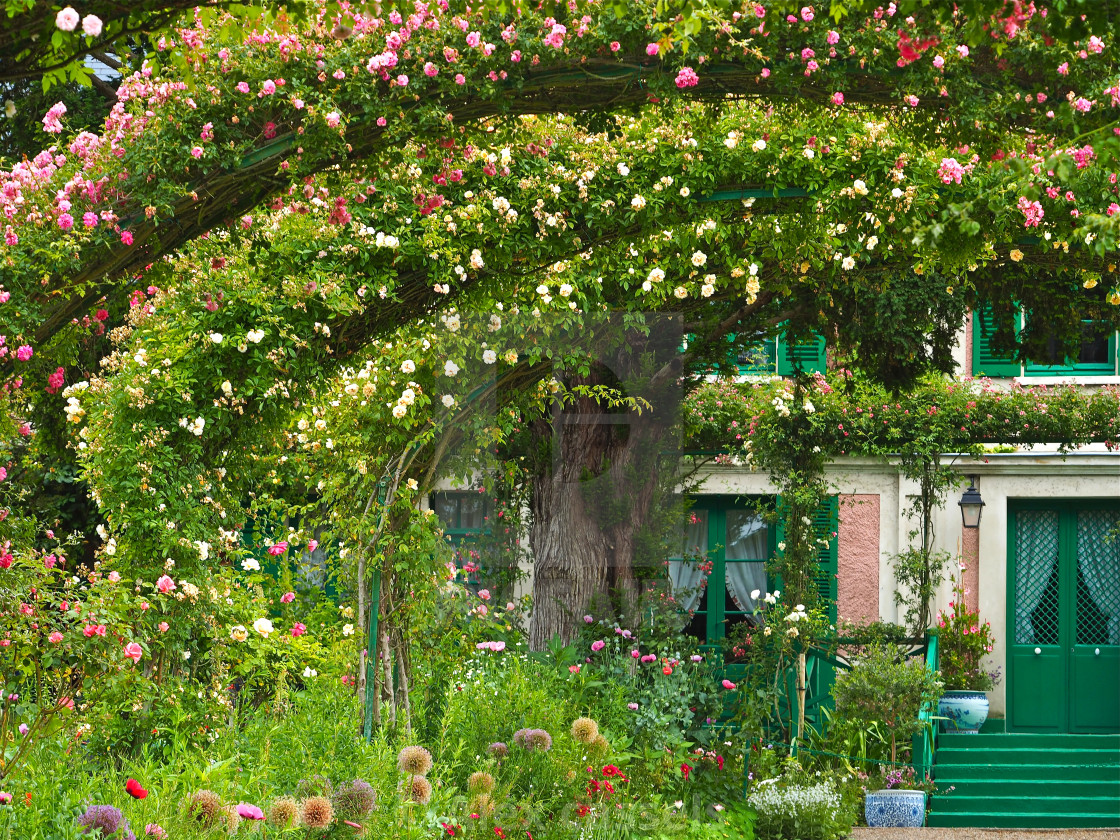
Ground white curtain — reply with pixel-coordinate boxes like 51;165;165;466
669;512;708;613
725;510;768;612
1014;510;1060;645
1077;510;1120;645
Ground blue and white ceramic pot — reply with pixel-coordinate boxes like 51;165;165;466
938;689;989;734
864;789;927;828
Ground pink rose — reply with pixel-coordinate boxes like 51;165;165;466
280;591;295;604
158;622;169;633
722;679;737;690
124;642;143;663
610;41;620;52
268;542;288;556
325;112;341;128
236;81;250;94
675;67;699;88
121;230;133;245
831;91;844;105
156;575;176;594
16;345;33;361
49;632;64;643
800;6;814;21
290;622;306;637
646;43;659;56
81;14;102;37
424;62;438;76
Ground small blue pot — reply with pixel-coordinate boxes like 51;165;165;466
864;789;927;828
938;690;989;734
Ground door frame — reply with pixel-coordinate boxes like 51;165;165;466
1006;498;1120;734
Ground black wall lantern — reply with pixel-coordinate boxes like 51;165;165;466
959;477;985;529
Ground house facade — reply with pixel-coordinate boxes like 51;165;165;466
429;311;1120;734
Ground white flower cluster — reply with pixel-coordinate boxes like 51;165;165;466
179;416;206;436
747;781;841;822
356;226;401;248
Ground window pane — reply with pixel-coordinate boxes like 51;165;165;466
681;509;709;557
459;494;485;530
432;494;459;529
1080;322;1111;365
726;510;767;560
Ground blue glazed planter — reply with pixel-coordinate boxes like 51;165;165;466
864;789;927;828
938;690;989;734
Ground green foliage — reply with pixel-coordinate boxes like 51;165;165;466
891;547;953;634
831;645;943;763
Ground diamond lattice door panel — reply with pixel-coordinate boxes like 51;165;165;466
1009;502;1120;734
1010;508;1064;732
1071;510;1120;733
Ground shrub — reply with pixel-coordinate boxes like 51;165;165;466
831;644;943;763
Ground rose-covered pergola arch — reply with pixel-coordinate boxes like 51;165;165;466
2;0;1118;382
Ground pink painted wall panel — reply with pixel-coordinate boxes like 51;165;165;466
961;526;980;613
838;494;880;625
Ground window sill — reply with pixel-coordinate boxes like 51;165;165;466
1014;375;1120;386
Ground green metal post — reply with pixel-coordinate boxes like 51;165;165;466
362;477;391;742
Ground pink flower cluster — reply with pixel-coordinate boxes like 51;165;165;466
675;67;699;88
1017;195;1044;227
937;157;966;184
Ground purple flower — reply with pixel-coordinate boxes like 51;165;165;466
236;803;264;821
583;615;593;623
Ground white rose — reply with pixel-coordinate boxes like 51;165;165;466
401;360;416;373
483;350;497;364
444;360;459;376
691;251;707;267
442;394;455;408
853;179;868;195
209;333;223;344
342;624;355;636
253;617;274;637
752;139;767;151
392;404;407;418
220;380;232;396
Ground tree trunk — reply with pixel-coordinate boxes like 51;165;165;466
528;369;670;650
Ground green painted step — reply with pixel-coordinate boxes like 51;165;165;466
932;779;1120;797
929;732;1120;828
936;746;1119;765
937;763;1120;781
932;795;1120;815
939;733;1120;750
928;813;1120;829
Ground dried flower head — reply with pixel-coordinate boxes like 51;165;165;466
221;806;241;833
591;734;611;754
332;779;377;819
397;745;434;776
570;717;599;744
487;741;509;758
300;796;334;830
400;775;433;805
267;797;300;829
185;790;222;827
514;728;552;751
467;771;495;795
78;805;133;838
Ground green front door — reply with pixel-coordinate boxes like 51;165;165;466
1009;501;1120;734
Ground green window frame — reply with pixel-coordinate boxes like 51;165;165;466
669;496;776;646
973;305;1120;377
1024;321;1118;376
430;491;491;581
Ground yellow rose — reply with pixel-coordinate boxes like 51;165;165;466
230;625;248;642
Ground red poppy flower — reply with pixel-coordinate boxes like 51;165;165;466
125;778;148;799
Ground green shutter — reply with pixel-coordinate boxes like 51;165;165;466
973;307;1021;377
776;328;826;375
773;495;838;622
812;496;839;622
